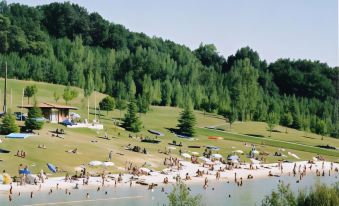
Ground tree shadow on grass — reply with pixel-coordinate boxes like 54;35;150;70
303;136;316;139
265;129;282;133
165;127;180;134
245;134;265;138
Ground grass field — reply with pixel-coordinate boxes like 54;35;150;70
0;79;338;177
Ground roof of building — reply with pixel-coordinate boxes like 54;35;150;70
18;102;78;110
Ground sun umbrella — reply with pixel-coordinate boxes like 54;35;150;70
47;163;57;173
102;162;114;167
211;154;223;158
89;161;103;166
227;155;239;161
168;146;176;150
181;153;191;158
234;150;244;154
139;167;150;173
19;168;31;175
191;152;199;155
250;158;260;164
199;157;211;162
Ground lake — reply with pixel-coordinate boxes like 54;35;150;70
0;174;338;206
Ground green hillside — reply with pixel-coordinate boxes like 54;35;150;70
0;80;338;176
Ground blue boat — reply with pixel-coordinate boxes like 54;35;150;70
47;163;57;173
19;168;31;175
62;119;73;126
6;133;32;139
206;146;220;151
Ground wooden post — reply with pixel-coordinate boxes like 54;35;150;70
94;91;97;121
10;88;12;109
3;62;7;113
21;88;24;121
87;97;89;123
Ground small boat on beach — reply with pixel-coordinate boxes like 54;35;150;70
148;130;164;136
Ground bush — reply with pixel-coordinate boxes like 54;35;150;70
262;182;339;206
168;181;203;206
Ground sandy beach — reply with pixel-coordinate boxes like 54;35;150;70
1;160;338;196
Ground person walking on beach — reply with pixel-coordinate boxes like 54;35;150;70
9;183;12;194
109;151;113;161
203;177;208;189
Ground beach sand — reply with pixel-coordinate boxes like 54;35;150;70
1;160;338;195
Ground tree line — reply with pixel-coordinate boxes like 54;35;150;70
0;1;337;138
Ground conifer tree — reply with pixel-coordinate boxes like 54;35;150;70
25;102;44;130
122;99;142;132
0;109;19;134
177;102;196;137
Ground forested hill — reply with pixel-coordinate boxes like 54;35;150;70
0;1;338;138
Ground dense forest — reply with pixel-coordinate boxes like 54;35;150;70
0;1;338;138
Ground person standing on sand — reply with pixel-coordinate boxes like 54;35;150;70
204;177;208;188
109;151;113;161
9;183;12;194
101;173;105;187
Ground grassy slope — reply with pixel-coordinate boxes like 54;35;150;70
0;79;338;176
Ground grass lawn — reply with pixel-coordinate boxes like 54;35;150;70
0;79;338;177
216;121;339;148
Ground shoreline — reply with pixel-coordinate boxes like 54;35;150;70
1;160;338;195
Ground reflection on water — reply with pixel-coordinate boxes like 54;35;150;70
0;175;338;206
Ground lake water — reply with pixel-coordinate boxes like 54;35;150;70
0;175;338;206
